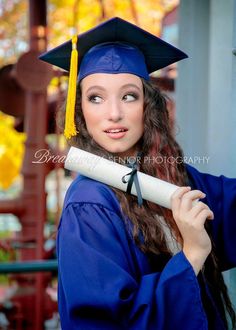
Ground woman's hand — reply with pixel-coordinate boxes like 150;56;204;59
171;187;214;275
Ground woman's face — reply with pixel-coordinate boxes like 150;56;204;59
81;73;144;158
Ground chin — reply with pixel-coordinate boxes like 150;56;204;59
104;145;128;154
99;141;137;157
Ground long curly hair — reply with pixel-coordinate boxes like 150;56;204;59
59;78;235;329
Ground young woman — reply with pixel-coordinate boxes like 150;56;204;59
40;17;236;329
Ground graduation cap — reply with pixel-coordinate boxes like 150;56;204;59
39;17;188;139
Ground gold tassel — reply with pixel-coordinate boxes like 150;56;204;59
64;34;78;139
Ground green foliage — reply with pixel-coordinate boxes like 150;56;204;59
0;274;9;285
0;230;12;239
0;248;12;262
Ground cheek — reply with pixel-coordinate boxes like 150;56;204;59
81;102;97;128
137;110;145;136
132;106;144;128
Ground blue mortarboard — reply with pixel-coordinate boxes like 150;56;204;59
39;17;188;138
78;42;150;81
40;16;188;80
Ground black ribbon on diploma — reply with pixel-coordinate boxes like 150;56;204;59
122;156;143;207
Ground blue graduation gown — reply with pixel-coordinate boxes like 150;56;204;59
57;165;236;329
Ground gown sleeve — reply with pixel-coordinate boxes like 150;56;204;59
57;202;208;330
186;165;236;271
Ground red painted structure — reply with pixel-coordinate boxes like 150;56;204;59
0;1;57;328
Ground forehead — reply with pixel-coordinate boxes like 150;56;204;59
80;73;143;90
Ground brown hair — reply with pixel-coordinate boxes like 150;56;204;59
59;78;235;329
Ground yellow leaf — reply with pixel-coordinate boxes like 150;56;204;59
0;112;25;190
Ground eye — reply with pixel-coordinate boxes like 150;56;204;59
88;94;103;104
122;93;139;102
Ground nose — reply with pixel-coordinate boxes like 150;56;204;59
108;100;123;122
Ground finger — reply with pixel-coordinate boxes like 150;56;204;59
189;201;214;220
207;211;214;220
171;187;191;216
193;208;214;227
180;190;206;212
171;186;192;200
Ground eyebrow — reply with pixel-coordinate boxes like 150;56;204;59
84;83;142;94
85;85;106;94
120;83;142;92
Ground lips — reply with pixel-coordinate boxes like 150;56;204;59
104;127;128;139
104;128;128;133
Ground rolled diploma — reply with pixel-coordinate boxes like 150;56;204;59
65;147;179;209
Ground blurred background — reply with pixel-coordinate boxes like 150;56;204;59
0;0;235;329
